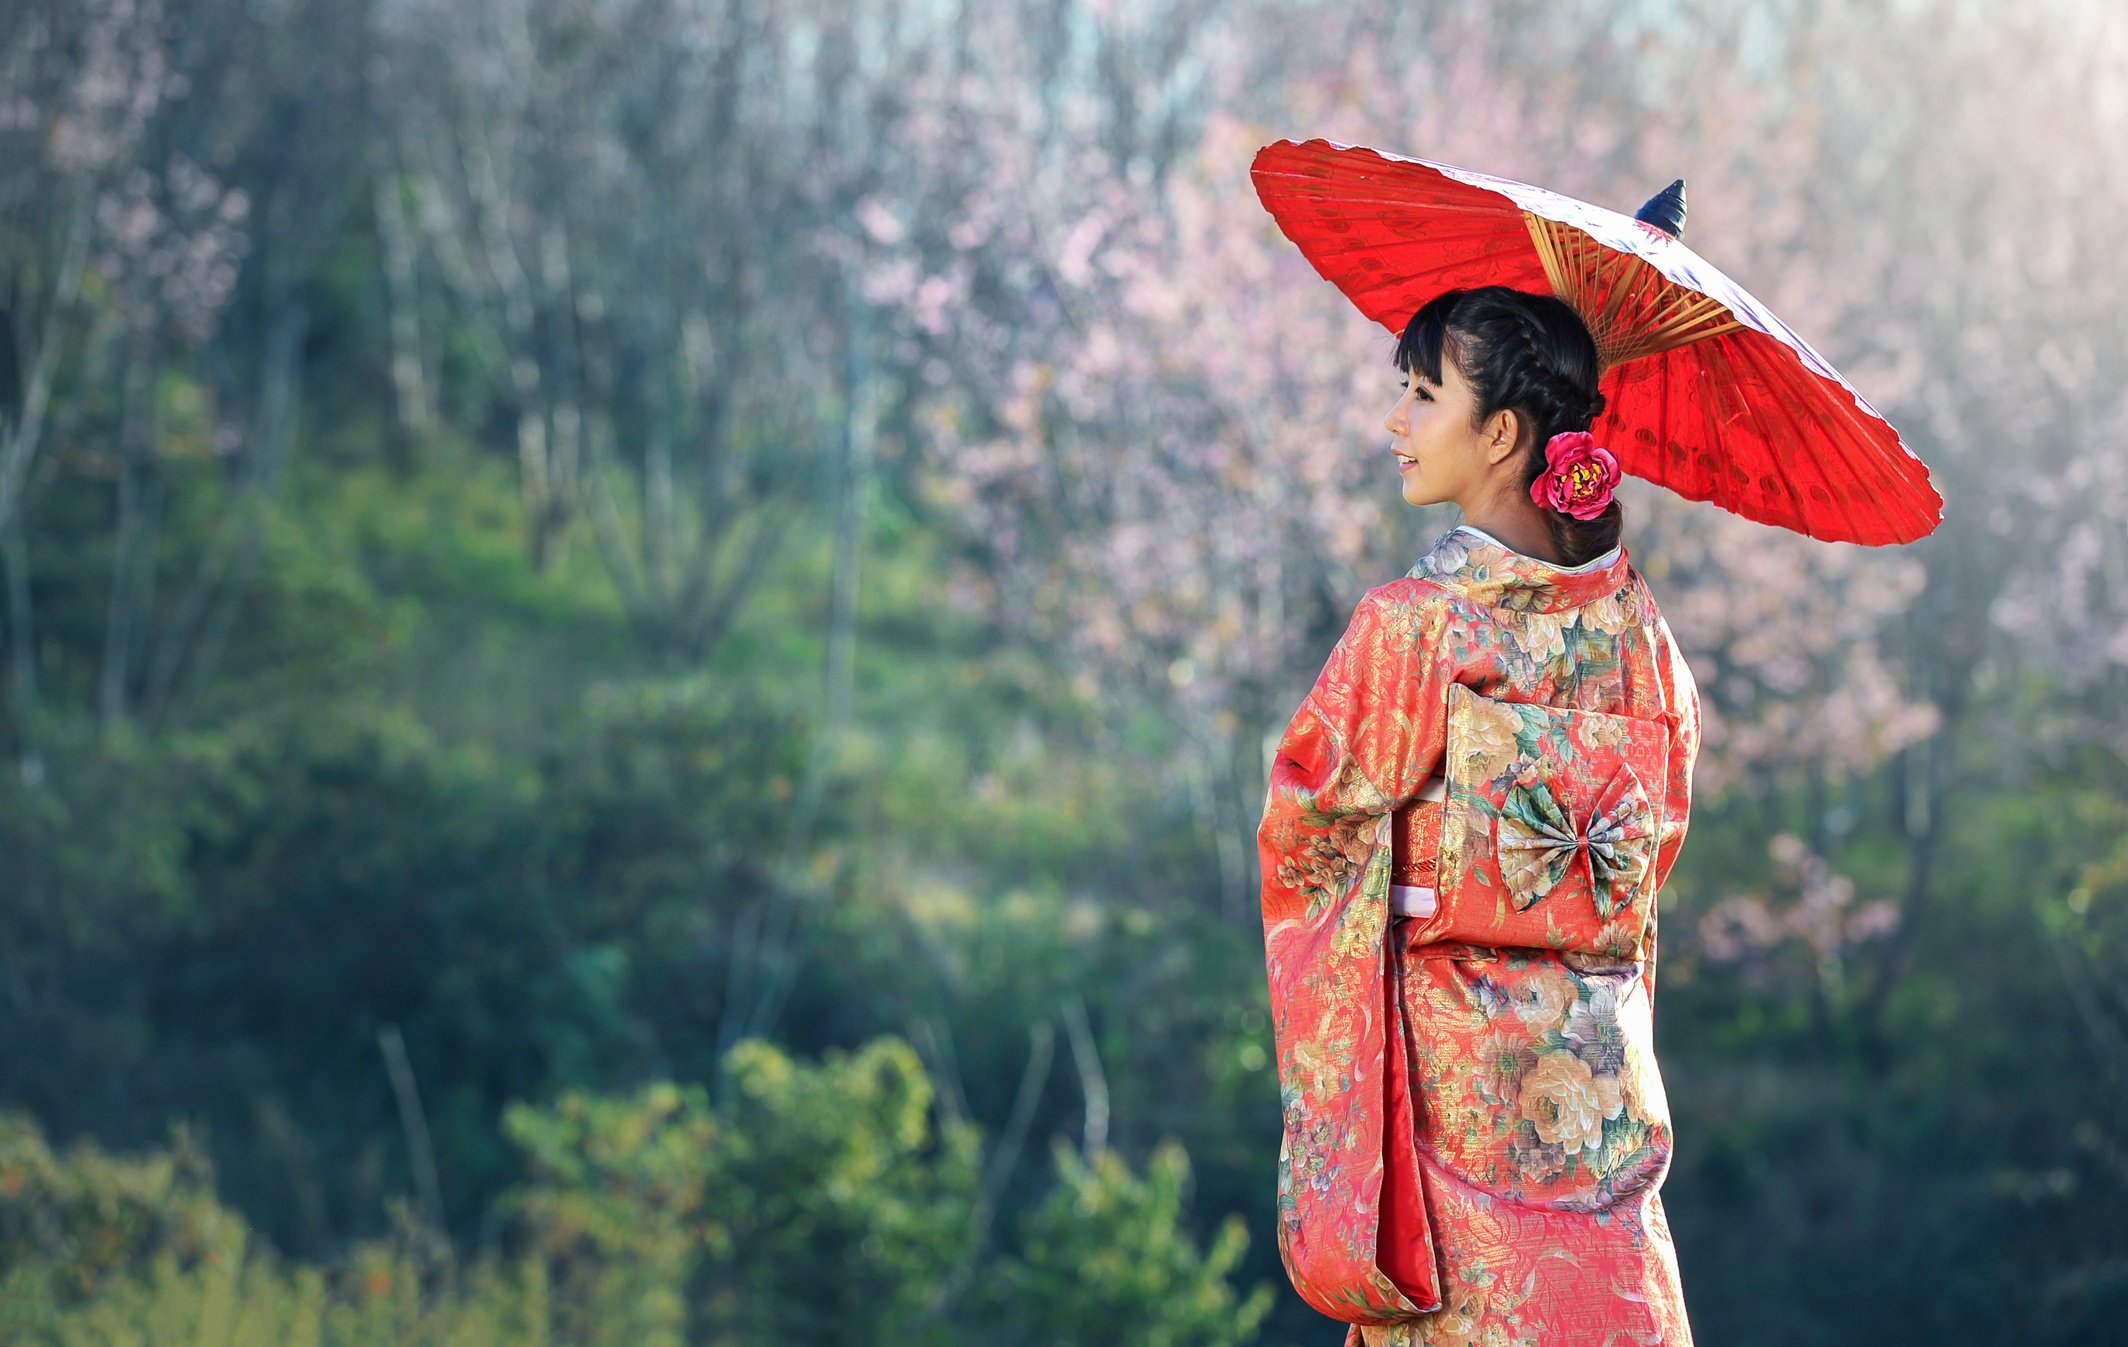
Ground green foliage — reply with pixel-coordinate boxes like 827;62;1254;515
0;1112;232;1315
497;1082;711;1347
983;1140;1273;1347
2;1212;560;1347
0;1041;1269;1346
501;1037;983;1347
684;1037;982;1344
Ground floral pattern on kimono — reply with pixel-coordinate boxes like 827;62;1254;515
1258;526;1702;1347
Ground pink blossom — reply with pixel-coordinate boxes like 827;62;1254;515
1529;431;1620;520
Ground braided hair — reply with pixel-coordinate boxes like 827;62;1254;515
1393;286;1621;567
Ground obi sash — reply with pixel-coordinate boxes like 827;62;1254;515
1397;682;1671;956
1374;682;1674;1311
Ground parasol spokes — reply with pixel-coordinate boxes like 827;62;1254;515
1524;176;1740;373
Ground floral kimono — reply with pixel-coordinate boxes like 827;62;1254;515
1258;525;1701;1346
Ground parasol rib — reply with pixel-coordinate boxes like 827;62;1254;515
1523;214;1744;372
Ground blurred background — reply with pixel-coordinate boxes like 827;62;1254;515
1;0;2125;1342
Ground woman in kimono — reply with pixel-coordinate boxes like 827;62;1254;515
1258;284;1701;1345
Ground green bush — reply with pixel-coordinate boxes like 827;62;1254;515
1;1038;1267;1344
982;1139;1273;1347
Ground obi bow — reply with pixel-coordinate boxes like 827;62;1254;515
1496;766;1654;919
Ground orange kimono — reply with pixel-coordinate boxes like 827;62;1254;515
1258;526;1701;1346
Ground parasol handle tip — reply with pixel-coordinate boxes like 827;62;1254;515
1634;178;1688;238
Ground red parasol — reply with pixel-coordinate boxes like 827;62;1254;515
1250;138;1942;545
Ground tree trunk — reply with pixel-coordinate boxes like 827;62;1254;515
721;290;873;1053
371;133;434;470
0;183;93;540
100;338;164;734
144;297;309;732
0;517;32;720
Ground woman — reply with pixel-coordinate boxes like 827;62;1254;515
1257;285;1701;1346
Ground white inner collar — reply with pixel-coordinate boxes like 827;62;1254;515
1452;524;1620;574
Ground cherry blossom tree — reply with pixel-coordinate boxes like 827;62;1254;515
880;0;1953;921
0;0;308;737
1;0;183;737
0;0;179;537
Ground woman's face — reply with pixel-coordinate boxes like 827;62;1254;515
1384;348;1515;511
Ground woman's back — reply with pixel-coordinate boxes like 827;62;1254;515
1258;524;1700;1346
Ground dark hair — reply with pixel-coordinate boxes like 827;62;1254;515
1392;286;1622;567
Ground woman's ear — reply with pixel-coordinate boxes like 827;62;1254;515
1483;408;1521;466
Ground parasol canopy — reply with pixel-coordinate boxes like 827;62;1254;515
1250;138;1942;545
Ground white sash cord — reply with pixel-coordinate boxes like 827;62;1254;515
1389;884;1439;919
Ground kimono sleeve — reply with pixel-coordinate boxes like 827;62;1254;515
1257;581;1453;1325
1260;584;1450;921
1644;618;1703;1004
1651;617;1702;894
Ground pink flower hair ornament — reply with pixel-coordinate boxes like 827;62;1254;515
1530;430;1621;520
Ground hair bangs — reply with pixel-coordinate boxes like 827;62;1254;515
1393;289;1465;386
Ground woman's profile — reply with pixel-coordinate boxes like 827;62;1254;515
1257;285;1701;1345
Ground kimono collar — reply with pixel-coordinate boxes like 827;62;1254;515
1405;524;1631;612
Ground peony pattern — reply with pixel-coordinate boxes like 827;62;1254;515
1518;1048;1623;1151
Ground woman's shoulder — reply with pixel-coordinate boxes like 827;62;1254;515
1622;567;1687;646
1621;569;1699;717
1353;573;1463;631
1365;570;1460;607
1316;577;1463;674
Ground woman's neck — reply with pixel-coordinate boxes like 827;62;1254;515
1460;497;1566;566
1453;522;1621;575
